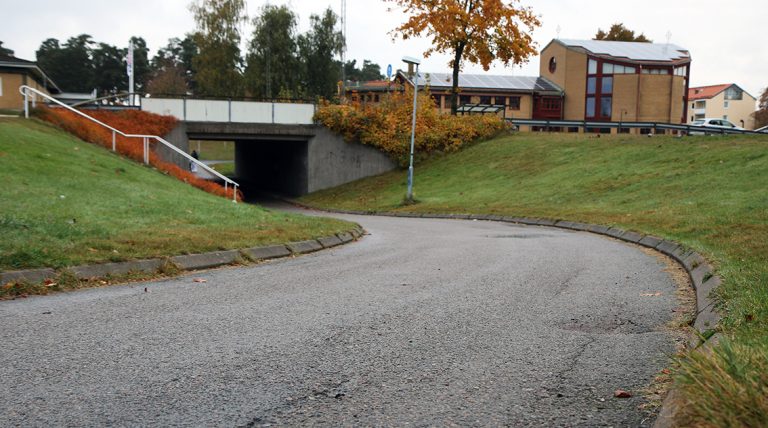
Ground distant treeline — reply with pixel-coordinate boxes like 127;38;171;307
28;1;385;100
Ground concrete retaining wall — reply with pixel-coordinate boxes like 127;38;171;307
307;127;397;193
157;122;190;169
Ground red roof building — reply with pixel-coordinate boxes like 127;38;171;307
687;84;756;129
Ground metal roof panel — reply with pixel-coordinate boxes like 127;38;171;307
416;72;562;93
558;39;690;62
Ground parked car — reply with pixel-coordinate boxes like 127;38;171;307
756;125;768;134
689;118;745;135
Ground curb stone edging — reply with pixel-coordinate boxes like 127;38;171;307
286;201;720;427
0;226;365;290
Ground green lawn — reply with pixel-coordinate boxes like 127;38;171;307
190;140;235;161
0;118;353;272
211;161;235;176
301;131;768;426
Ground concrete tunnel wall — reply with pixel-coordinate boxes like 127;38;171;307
162;122;397;197
234;126;397;196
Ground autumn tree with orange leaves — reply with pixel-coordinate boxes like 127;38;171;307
386;0;540;114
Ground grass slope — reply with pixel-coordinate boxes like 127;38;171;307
301;132;768;426
0;118;352;272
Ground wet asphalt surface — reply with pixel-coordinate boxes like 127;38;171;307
0;211;678;426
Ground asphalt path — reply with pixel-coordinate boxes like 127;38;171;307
0;210;679;426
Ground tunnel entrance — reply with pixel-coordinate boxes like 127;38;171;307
234;139;309;198
177;122;396;202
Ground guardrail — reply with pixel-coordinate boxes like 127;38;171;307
507;118;768;136
19;85;240;202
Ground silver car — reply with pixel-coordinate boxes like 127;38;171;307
690;118;745;135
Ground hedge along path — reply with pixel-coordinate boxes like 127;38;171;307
34;107;241;201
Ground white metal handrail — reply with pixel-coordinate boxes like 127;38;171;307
19;85;239;202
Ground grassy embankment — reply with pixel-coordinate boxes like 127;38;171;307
0;118;352;276
301;131;768;426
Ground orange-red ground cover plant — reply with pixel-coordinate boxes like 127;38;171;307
35;107;241;201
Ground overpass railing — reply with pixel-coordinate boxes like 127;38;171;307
141;97;316;125
19;85;240;202
507;118;768;136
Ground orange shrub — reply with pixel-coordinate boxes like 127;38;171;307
35;107;241;201
315;88;506;166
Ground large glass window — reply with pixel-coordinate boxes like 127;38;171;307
460;95;472;105
602;77;613;94
724;87;743;100
588;59;598;74
585;58;617;120
479;95;492;105
586;97;596;117
508;96;521;110
587;77;597;95
600;97;612;118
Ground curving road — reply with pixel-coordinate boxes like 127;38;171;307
0;211;678;426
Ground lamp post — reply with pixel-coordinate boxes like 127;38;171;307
620;109;628;133
402;55;421;202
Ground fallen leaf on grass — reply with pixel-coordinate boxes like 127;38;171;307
43;279;57;287
193;278;207;283
614;389;632;398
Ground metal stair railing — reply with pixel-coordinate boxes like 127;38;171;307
19;85;239;202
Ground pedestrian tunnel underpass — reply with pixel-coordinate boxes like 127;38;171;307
171;122;396;199
234;138;310;198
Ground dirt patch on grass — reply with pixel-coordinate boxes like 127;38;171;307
636;246;697;419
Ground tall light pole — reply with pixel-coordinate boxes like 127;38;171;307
402;56;420;202
127;40;134;106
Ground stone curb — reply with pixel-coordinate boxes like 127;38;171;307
286;240;324;254
0;228;363;288
72;259;165;279
285;201;721;428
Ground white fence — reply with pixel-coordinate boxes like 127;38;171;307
141;98;316;125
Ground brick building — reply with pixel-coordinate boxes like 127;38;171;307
539;39;691;132
0;53;59;111
345;38;692;133
687;84;756;129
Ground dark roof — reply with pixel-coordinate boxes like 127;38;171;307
0;54;61;93
0;53;35;64
549;39;691;64
398;71;563;95
345;79;401;92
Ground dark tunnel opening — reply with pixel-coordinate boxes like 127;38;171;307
233;139;310;200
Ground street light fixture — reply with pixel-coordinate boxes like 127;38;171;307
402;56;421;202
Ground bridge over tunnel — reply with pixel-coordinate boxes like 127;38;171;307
161;121;396;199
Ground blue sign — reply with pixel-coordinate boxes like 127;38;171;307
386;64;392;78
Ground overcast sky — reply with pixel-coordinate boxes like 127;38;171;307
1;0;765;99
